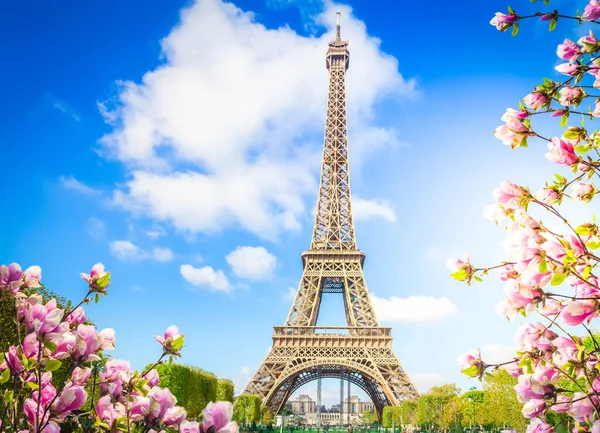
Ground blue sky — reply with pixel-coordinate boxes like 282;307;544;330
0;0;591;406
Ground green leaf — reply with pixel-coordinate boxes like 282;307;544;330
560;114;570;128
507;5;515;14
539;259;548;274
95;293;100;304
549;17;557;31
473;276;483;282
0;368;10;385
512;23;520;37
3;390;13;403
462;365;479;377
583;266;592;281
551;272;567;286
574;145;591;154
450;269;468;281
586;240;600;250
576;224;592;235
25;382;39;389
44;341;57;352
170;335;185;351
44;359;62;372
97;272;111;289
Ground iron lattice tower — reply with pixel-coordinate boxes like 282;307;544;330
241;16;419;419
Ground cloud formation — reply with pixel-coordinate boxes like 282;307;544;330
371;294;458;324
101;0;416;240
59;176;100;196
226;246;277;281
180;264;231;293
109;240;174;262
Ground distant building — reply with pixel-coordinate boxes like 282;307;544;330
279;395;374;426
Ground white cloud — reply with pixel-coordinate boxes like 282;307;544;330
152;247;175;262
59;176;100;196
481;343;517;364
110;240;148;261
85;217;106;241
352;196;396;222
47;94;80;121
109;240;174;263
411;373;447;393
147;226;166;239
225;246;277;280
284;286;297;301
371;294;458;324
241;366;251;375
180;264;231;293
101;0;416;240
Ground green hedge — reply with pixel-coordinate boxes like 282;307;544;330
217;378;235;402
233;394;262;424
151;364;234;418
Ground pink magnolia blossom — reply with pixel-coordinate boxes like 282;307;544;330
65;307;85;327
24;398;50;427
6;346;23;373
147;387;177;421
80;263;110;293
514;375;551;402
457;349;484;377
523;93;547;110
532;367;559;385
553;337;578;366
534;189;558;204
490;12;518;30
571;182;595;201
503;361;521;377
71;367;92;386
493;180;524;209
483;204;507;224
164;406;187;425
568;393;597;422
100;328;116;350
23;265;42;288
494;109;529;147
545;137;578;166
180;421;201;433
579;31;597;52
559;300;596;325
557;39;580;61
526;418;552;433
202;402;238;433
155;325;184;355
51;331;76;360
131;396;150;421
583;0;600;21
97;395;126;426
522;399;545;418
52;383;87;414
145;369;160;387
553;395;571;413
73;324;102;361
558;86;583;106
555;63;578;76
0;263;23;296
504;280;541;310
23;333;40;359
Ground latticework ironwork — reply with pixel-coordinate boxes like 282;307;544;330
241;16;419;419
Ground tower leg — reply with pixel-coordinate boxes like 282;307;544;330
348;380;351;425
317;373;322;429
340;379;344;427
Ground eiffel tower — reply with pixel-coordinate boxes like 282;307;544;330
241;15;419;419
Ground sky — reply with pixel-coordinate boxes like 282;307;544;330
0;0;592;407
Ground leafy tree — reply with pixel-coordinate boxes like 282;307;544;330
234;394;262;424
417;384;461;428
481;370;526;432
